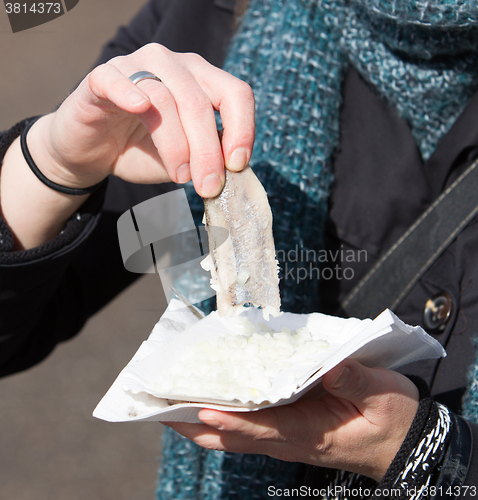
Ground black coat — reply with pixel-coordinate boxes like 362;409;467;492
1;0;478;491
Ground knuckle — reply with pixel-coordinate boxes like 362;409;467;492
194;148;223;168
195;436;225;451
161;144;190;168
181;92;211;115
233;80;255;103
148;85;174;108
138;42;169;58
135;82;173;116
108;54;128;67
350;368;369;399
315;431;333;456
249;410;283;443
251;426;278;442
88;64;108;90
181;51;206;67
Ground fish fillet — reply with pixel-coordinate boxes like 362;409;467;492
202;166;281;316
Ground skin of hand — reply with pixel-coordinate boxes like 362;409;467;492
166;359;420;482
0;44;255;249
25;43;256;197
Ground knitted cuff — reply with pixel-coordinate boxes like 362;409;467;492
371;376;452;500
0;118;107;262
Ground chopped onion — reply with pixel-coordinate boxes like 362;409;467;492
152;317;330;402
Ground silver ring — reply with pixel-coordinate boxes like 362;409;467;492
129;71;161;85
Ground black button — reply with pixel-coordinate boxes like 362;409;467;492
423;292;453;334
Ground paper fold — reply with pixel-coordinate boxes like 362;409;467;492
93;300;445;423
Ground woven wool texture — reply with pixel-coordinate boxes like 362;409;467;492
462;336;478;423
344;1;478;158
161;1;478;498
219;0;346;314
357;0;478;25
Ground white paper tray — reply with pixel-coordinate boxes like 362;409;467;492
93;300;445;423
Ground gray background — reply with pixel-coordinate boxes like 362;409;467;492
0;2;169;499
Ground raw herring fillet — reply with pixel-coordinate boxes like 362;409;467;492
202;166;280;316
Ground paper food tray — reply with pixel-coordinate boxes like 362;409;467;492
93;299;445;424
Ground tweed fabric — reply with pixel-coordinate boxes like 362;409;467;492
462;337;478;423
356;0;478;26
158;429;303;499
219;0;345;315
159;1;478;498
344;2;478;159
463;382;478;423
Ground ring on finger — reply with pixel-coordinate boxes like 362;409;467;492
129;71;161;85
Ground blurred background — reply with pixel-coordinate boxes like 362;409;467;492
0;2;169;499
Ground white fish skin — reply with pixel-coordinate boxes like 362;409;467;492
203;166;281;316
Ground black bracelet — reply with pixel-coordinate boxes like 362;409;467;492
20;117;107;196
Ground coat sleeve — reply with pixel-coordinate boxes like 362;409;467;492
0;119;182;377
0;121;109;375
92;0;237;68
0;0;236;377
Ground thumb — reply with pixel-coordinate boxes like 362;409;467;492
322;359;418;418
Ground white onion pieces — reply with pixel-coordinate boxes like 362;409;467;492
148;316;330;403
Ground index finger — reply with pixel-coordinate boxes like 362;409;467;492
191;55;255;173
161;52;255;197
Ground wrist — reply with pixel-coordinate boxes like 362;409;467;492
0;130;90;250
27;114;108;190
375;378;451;495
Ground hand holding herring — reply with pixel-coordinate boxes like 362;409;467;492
202;166;281;316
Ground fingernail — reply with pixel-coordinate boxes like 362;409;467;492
227;147;248;171
331;367;351;389
201;173;223;197
126;89;148;107
176;163;191;184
